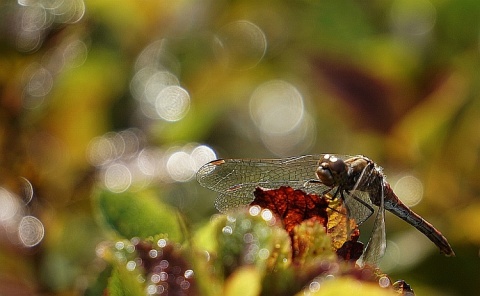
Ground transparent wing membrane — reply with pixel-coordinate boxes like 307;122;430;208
341;190;373;225
197;155;332;212
360;184;387;266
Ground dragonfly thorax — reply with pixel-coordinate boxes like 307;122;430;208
344;156;381;192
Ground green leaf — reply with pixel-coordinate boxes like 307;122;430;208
94;188;183;242
216;211;291;276
192;215;224;254
292;219;336;266
84;265;112;296
107;265;144;296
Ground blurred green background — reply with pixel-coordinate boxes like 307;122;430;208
1;0;479;295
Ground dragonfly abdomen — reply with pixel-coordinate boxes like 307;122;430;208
383;186;455;256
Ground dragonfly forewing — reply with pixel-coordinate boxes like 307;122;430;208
212;180;315;212
197;155;332;212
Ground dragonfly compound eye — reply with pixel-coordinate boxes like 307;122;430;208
316;165;334;186
328;157;347;174
316;156;348;187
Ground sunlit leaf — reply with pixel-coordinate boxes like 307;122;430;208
291;219;336;265
326;199;358;251
326;200;363;261
224;266;262;296
192;214;224;254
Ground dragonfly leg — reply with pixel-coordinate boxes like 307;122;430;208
304;179;336;198
330;186;342;200
323;187;349;217
343;190;375;217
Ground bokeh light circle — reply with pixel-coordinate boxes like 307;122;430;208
155;86;190;122
0;188;20;222
104;163;132;193
213;20;267;70
250;80;304;134
191;145;217;171
249;80;315;155
390;0;436;36
393;175;423;207
166;151;195;182
18;215;44;247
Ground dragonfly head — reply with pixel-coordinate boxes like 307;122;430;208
316;154;347;187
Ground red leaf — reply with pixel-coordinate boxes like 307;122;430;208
251;186;329;235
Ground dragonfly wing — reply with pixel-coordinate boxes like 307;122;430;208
197;155;325;191
215;192;250;213
196;155;331;212
342;190;374;225
360;204;386;266
197;154;334;212
213;180;314;212
359;186;387;266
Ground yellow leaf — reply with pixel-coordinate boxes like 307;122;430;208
224;266;262;296
297;277;397;296
327;200;358;251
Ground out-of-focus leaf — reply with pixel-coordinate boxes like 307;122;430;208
224;266;262;296
392;280;415;295
312;58;399;133
296;277;397;296
191;219;224;295
265;227;292;271
190;215;225;295
216;208;290;276
107;265;144;296
84;265;112;296
136;240;197;295
451;202;480;244
292;219;336;265
193;213;291;295
261;268;297;296
94;188;183;242
390;72;469;160
192;215;224;254
100;238;198;295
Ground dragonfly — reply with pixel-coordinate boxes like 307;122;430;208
196;154;455;265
